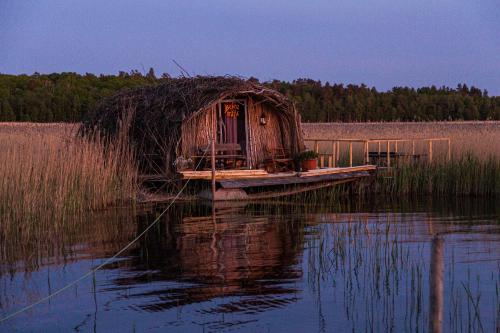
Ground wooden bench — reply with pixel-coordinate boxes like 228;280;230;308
193;143;247;169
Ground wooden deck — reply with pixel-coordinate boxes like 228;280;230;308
177;165;376;200
179;165;375;181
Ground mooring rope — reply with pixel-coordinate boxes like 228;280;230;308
0;144;211;324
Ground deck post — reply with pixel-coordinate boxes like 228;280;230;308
314;140;319;153
387;140;391;167
319;155;324;168
447;139;451;161
349;142;353;167
211;107;216;201
429;140;433;163
412;140;415;156
364;141;369;164
338;141;341;167
332;141;336;167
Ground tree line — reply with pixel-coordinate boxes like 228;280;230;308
1;71;499;122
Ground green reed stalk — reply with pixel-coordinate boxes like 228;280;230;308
376;154;500;197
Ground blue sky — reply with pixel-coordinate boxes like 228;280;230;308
1;0;499;94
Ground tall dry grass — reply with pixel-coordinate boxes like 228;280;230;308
0;123;137;226
303;121;500;159
303;121;500;196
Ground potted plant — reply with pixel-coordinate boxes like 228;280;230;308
295;150;319;171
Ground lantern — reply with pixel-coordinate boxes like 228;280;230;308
259;112;267;125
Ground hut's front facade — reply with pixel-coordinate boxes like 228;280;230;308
83;76;304;176
180;92;303;170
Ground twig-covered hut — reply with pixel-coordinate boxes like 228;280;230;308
82;76;305;176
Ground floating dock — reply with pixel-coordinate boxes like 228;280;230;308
178;165;376;201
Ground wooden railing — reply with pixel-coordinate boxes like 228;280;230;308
304;138;451;168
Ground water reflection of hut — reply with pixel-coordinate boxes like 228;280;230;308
113;208;304;314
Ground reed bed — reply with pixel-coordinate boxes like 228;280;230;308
303;121;500;197
0;123;137;225
303;121;500;160
377;155;500;196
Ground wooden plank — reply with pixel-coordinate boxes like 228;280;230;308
180;170;268;180
299;165;376;177
365;141;370;164
386;141;391;167
332;141;336;167
219;170;373;189
447;139;451;161
336;141;340;166
211;107;216;201
245;98;250;168
246;178;356;200
349;142;353;167
429;140;433;163
200;143;241;152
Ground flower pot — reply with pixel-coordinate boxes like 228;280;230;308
301;159;317;171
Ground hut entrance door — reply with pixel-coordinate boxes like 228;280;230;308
217;100;248;164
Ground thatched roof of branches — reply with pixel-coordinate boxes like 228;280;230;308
81;76;302;175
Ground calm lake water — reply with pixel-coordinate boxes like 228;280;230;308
1;198;499;332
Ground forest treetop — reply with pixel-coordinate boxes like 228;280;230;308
0;70;499;122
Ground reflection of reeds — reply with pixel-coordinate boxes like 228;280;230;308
304;212;500;332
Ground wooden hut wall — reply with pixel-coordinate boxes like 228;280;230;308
179;97;297;168
247;98;292;167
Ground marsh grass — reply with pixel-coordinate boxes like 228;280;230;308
0;123;137;232
377;154;500;196
303;121;500;160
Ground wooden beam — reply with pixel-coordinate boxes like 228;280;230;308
364;141;369;164
299;165;376;177
386;141;391;167
336;142;340;166
244;98;251;169
429;140;433;163
211;106;216;201
246;179;357;200
349;142;353;167
447;139;451;161
332;141;336;167
219;170;374;189
180;169;268;180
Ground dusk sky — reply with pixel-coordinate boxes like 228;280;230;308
1;0;499;94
